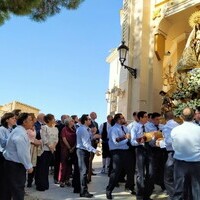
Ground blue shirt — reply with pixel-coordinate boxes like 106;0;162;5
145;122;163;147
76;125;96;153
171;121;200;162
161;119;179;151
127;121;137;132
131;122;146;146
3;125;32;169
145;121;163;132
0;126;10;152
108;123;129;150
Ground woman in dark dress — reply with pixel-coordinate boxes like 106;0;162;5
59;117;80;192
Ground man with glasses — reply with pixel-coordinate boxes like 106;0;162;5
76;114;101;198
106;113;134;199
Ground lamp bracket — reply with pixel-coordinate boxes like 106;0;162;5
123;64;137;79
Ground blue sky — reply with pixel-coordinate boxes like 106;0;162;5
0;0;122;123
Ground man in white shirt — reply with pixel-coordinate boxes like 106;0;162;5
156;111;179;199
171;107;200;200
3;113;33;200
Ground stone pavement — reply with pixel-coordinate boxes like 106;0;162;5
25;153;168;200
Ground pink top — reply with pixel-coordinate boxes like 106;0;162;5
27;129;36;143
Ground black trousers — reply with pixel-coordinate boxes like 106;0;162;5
102;141;111;158
76;148;90;195
54;145;61;182
4;160;26;200
71;151;81;192
107;149;135;193
126;147;136;189
151;147;167;188
35;151;53;190
164;151;174;199
135;146;154;200
27;166;36;186
118;148;136;188
172;159;200;200
0;152;6;199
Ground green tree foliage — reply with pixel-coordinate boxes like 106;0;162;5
0;0;84;25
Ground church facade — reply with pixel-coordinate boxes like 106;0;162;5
106;0;200;121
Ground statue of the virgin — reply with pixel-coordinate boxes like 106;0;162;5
177;11;200;72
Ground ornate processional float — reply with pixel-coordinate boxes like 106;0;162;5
161;11;200;117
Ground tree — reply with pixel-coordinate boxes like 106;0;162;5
0;0;85;25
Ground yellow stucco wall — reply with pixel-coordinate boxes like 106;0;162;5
0;101;40;118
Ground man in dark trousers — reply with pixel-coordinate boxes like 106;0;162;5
171;107;200;200
99;115;113;174
3;113;33;200
76;114;101;198
156;111;179;200
131;111;153;200
145;112;167;191
106;113;134;199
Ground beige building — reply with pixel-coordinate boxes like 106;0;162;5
106;0;200;121
0;101;40;117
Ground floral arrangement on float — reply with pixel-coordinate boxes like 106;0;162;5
171;68;200;116
162;11;200;116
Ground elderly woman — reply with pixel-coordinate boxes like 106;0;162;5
59;117;76;188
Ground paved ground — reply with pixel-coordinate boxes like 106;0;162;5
25;153;168;200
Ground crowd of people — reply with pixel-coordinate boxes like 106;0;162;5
0;107;200;200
